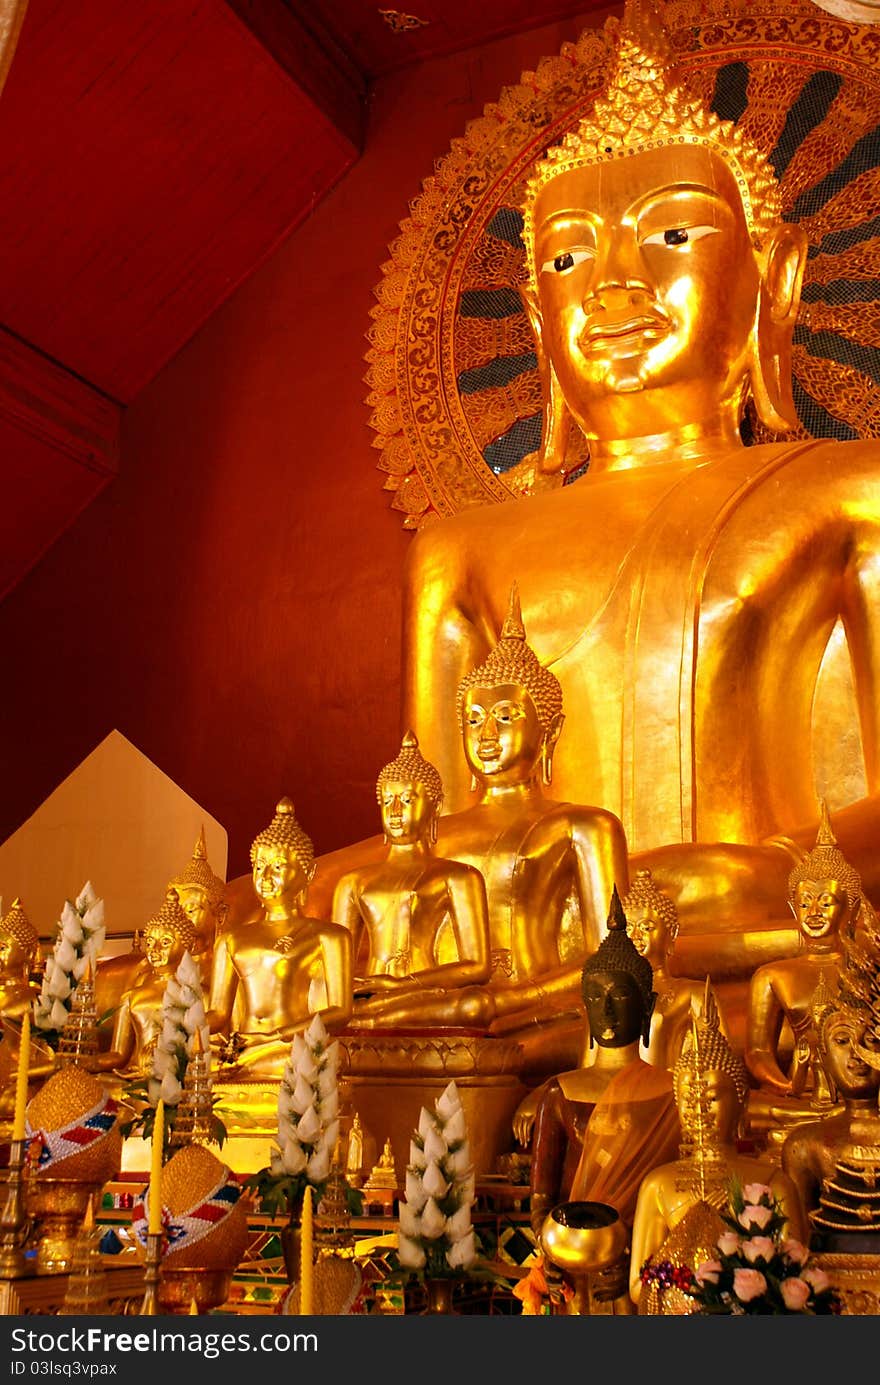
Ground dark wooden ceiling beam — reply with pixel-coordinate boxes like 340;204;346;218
224;0;367;156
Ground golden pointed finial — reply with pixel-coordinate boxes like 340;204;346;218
191;1025;205;1057
82;1197;95;1233
188;1297;199;1315
816;798;836;847
193;826;208;860
500;582;525;643
607;883;626;933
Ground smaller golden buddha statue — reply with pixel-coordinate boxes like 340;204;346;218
623;869;730;1068
167;827;227;968
745;802;868;1139
781;933;880;1225
94;887;199;1076
630;984;808;1313
207;798;352;1076
332;731;491;1027
345;1111;366;1188
526;890;679;1314
362;1137;397;1215
95;830;225;1052
0;897;40;1023
0;899;55;1120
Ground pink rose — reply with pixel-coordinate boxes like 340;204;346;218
695;1259;722;1286
733;1268;767;1304
742;1236;775;1264
717;1231;740;1256
781;1238;808;1266
738;1203;773;1230
742;1183;772;1205
803;1266;830;1294
781;1277;811;1311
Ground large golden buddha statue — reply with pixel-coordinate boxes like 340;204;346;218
207;798;352;1076
333;731;491;1027
400;0;880;979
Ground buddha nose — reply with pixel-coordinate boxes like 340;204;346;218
589;228;649;300
483;711;499;737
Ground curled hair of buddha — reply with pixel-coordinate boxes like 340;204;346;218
456;582;563;733
673;981;750;1109
787;800;864;916
622;868;678;945
376;730;444;812
168;827;228;917
522;0;782;287
145;887;198;955
249;797;315;872
0;898;39;960
581;885;653;1013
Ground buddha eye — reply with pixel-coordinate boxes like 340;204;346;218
540;247;594;275
641;225;719;248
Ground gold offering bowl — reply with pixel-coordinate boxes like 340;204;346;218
26;1179;97;1275
541;1201;628;1316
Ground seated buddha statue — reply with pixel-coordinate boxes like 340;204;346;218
0;899;55;1120
511;867;709;1147
525;889;680;1313
781;932;880;1224
398;0;880;982
93;887;200;1077
630;984;808;1313
314;584;628;1054
745;805;868;1138
167;827;227;971
332;731;491;1028
94;829;226;1051
206;798;352;1076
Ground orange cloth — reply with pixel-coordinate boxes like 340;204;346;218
568;1059;680;1227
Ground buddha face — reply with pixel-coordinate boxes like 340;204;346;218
626;905;665;962
530;145;760;441
675;1068;741;1142
173;883;218;954
252;843;310;910
462;682;543;785
379;775;435;845
581;968;644;1047
0;932;29;977
791;878;849;942
821;1013;880;1100
144;921;184;972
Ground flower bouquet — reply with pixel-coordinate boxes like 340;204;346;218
397;1080;477;1283
34;883;106;1044
690;1180;841;1315
246;1014;360;1223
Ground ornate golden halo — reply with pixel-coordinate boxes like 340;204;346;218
365;0;880;528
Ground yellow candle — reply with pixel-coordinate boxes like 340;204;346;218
300;1185;313;1315
11;1012;30;1143
148;1100;164;1236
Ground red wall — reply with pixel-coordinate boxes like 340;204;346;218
0;11;611;880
